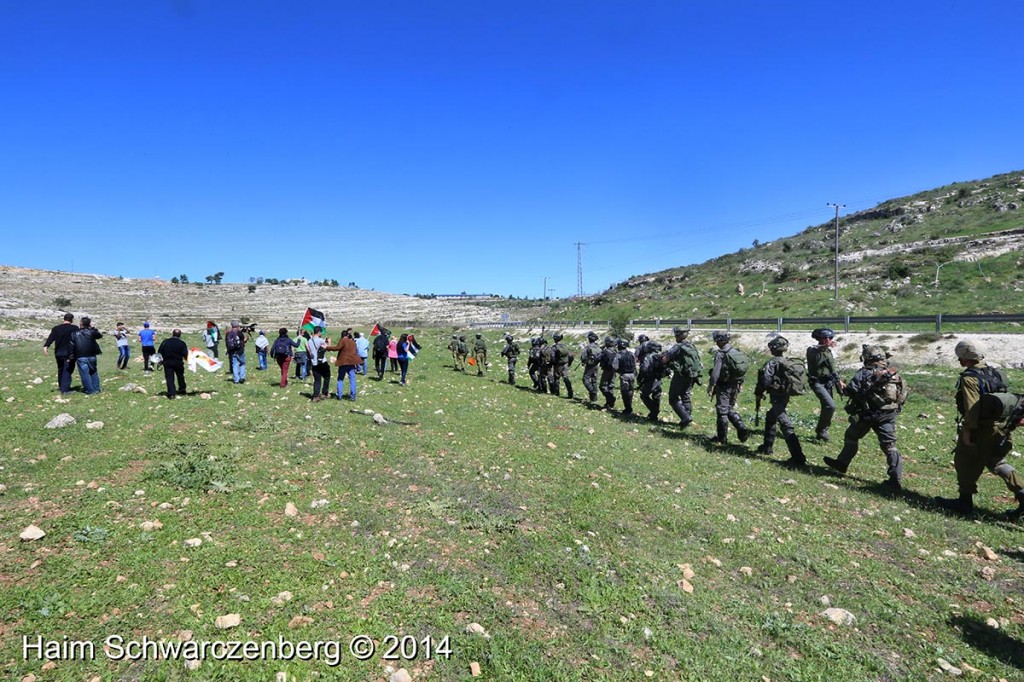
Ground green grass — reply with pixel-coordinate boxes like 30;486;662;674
1;335;1023;680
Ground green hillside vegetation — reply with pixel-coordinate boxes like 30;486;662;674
544;170;1024;323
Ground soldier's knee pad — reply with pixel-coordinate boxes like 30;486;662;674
992;462;1015;477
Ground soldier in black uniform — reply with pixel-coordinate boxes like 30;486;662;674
613;338;637;416
598;336;617;408
807;328;844;441
580;331;602;403
637;341;665;422
549;332;574;398
753;336;807;468
500;334;520;385
661;327;701;428
527;338;542;390
707;331;751;445
537;337;552;393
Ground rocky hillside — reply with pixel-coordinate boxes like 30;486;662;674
547;170;1024;321
0;266;508;339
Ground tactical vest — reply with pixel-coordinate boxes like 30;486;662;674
806;345;835;381
956;365;1008;415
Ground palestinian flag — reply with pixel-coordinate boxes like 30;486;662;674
301;308;325;333
188;348;224;373
369;323;381;336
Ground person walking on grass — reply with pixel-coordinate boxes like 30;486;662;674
325;329;361;401
270;328;299;388
43;312;77;394
72;316;103;395
306;327;330;401
254;330;269;370
753;336;807;468
225;320;249;384
396;333;414;385
354;331;370;375
807;327;844;441
707;331;751;445
157;329;189;399
138;321;157;372
114;322;131;370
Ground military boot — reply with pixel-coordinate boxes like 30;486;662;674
816;429;830;442
1003;490;1024;519
565;380;573;399
712;420;729;445
934;493;975;515
783;433;807;468
589;391;598;402
508;373;515;385
823;456;848;474
757;430;776;455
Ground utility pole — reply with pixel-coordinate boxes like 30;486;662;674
827;202;845;300
543;276;549;300
574;241;586;297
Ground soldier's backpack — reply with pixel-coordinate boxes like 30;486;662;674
225;329;242;353
977;391;1024;422
641;352;667;380
671;342;703;379
720;347;749;382
768;357;808;396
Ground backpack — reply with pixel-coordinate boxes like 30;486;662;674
720;347;749;382
669;342;703;379
641;352;667;380
768;357;808;396
271;336;292;358
225;329;242;353
978;392;1023;422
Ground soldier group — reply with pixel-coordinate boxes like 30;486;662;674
456;327;1024;518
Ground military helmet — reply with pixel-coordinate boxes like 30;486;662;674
459;335;466;341
811;327;835;342
648;341;663;353
712;330;731;344
954;340;984;361
451;334;458;339
767;336;789;353
504;334;513;342
637;334;649;344
603;336;614;348
616;338;630;349
672;326;690;338
860;344;886;362
552;332;563;341
587;331;599;342
475;333;482;338
538;337;547;345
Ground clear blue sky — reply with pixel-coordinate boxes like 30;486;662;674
3;2;1022;298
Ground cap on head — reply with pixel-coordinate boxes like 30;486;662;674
861;344;886;362
954;340;984;361
767;336;789;353
811;327;835;342
143;321;150;328
712;330;731;344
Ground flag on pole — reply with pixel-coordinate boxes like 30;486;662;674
301;308;326;333
188;348;224;373
369;322;381;336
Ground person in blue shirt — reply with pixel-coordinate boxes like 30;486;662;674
138;321;157;372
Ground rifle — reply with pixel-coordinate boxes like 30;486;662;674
999;395;1024;447
754;393;762;427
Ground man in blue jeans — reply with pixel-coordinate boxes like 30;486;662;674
226;320;249;384
72;316;104;394
354;331;370;375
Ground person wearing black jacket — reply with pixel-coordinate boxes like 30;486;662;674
43;312;77;394
157;329;190;399
72;316;103;394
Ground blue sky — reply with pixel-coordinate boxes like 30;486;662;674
3;2;1022;298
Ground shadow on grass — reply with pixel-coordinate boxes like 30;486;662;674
950;614;1024;669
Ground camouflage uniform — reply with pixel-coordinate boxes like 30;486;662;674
536;338;552;393
663;327;701;428
754;337;806;467
500;335;520;385
824;346;905;490
580;332;602;402
598;337;617;408
637;341;665;422
548;333;574;397
707;331;750;444
936;341;1024;515
807;328;842;441
448;334;459;366
455;335;469;373
613;339;637;415
473;334;488;376
527;338;543;390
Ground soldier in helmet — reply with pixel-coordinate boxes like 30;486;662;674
500;334;520;385
634;334;652;370
580;331;602;403
613;337;637;415
707;331;751;445
473;333;488;376
527;338;543;390
824;345;907;492
637;340;665;422
661;327;702;428
935;340;1024;516
455;335;469;373
447;334;459;367
753;336;807;468
537;337;552;392
807;328;845;441
549;332;574;398
598;336;617;408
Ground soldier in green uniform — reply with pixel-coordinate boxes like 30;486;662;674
753;336;807;468
824;345;907;492
807;328;845;441
500;334;520;385
598;336;617;408
527;338;543;390
580;331;602;403
637;340;665;422
935;340;1024;516
472;333;488;376
538;336;554;393
549;332;574;398
448;334;459;367
455;335;469;373
613;338;637;415
661;327;701;428
707;331;751;445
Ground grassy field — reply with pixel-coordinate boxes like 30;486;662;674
1;332;1023;681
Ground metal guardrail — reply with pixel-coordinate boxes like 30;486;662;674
469;313;1024;334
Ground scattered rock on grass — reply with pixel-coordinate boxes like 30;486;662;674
820;608;855;626
45;413;76;429
215;614;241;629
20;525;46;541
